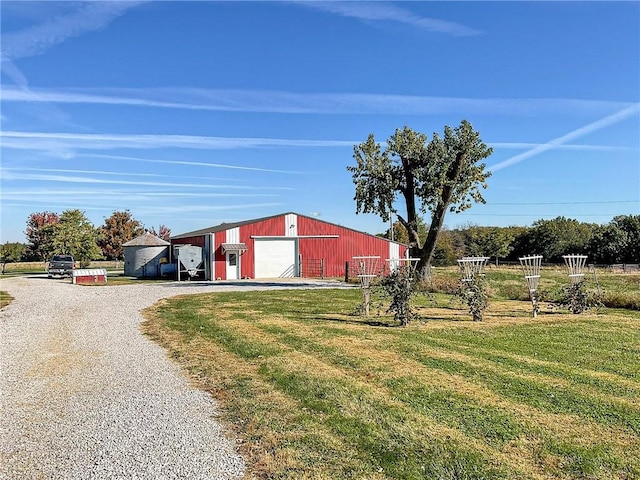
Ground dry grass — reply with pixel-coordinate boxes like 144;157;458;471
0;290;13;309
142;288;640;479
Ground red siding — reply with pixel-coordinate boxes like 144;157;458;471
74;274;107;285
214;232;226;280
297;215;406;278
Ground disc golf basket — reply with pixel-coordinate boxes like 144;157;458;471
563;254;588;285
386;257;421;284
385;257;420;275
457;256;490;322
519;255;542;317
457;257;489;282
353;256;381;316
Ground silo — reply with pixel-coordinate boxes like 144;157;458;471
123;232;170;278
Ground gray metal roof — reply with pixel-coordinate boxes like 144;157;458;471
123;232;170;247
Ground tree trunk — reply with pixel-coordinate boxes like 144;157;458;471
417;153;467;278
401;159;422;253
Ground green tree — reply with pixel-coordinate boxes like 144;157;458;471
98;210;144;260
349;120;492;277
25;211;59;262
613;215;640;263
520;217;595;263
51;209;102;267
463;225;516;263
0;242;26;274
432;228;464;266
588;223;625;264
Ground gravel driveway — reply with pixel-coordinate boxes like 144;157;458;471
0;275;350;479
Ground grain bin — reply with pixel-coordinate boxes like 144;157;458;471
123;232;170;278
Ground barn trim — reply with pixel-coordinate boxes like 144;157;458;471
250;235;339;239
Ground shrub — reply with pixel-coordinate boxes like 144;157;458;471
555;281;602;314
380;267;419;326
457;276;489;322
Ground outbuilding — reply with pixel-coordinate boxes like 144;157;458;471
123;232;170;278
170;212;407;280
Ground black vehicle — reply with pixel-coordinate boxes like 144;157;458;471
48;255;75;277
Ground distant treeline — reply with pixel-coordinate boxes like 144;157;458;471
382;215;640;266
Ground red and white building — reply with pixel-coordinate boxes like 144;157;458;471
170;212;407;280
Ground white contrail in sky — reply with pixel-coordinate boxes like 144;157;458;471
296;1;481;36
489;104;640;172
0;131;352;150
2;86;631;116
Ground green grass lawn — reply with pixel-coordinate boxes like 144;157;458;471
142;286;640;480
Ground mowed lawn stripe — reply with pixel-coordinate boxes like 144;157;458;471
146;307;401;477
150;296;517;478
143;288;640;479
417;317;640;380
422;338;640;400
174;302;523;473
274;314;640;436
397;339;640;435
257;321;529;449
258;351;526;479
258;318;639;477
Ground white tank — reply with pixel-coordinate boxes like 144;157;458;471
174;244;203;278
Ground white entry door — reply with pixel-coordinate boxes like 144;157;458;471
226;251;240;280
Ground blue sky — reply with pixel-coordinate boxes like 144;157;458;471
1;1;639;244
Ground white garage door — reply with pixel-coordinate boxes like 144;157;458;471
254;239;297;278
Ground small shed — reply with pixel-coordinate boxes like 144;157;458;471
73;269;108;285
123;232;170;278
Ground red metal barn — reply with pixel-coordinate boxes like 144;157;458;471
170;212;407;280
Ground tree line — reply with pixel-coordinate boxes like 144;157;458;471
1;210;171;270
383;214;640;266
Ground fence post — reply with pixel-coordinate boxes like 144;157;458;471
344;261;349;283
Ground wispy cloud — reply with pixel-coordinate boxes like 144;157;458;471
2;85;632;116
1;201;284;216
489;104;640;172
1;189;277;198
297;1;481;36
1;1;144;129
488;142;634;152
0;170;295;190
1;166;248;184
0;131;351;163
1;130;633;165
86;154;310;175
4;167;164;178
1;2;145;62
